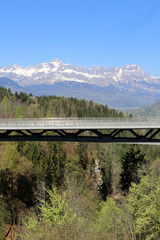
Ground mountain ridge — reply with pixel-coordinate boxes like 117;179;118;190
0;60;160;108
0;59;159;87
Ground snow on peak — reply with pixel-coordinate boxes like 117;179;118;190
122;64;141;70
50;58;63;65
53;58;62;63
0;60;155;87
113;68;123;81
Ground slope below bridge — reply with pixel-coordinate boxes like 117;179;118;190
0;117;160;144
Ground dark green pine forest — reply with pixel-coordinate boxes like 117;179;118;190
0;87;160;240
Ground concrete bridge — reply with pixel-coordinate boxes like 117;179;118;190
0;117;160;144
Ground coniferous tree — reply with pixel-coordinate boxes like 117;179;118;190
77;143;88;170
46;142;66;188
120;146;146;193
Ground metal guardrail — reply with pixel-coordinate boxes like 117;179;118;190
0;117;158;122
0;117;159;129
0;117;159;122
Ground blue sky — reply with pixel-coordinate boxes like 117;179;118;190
0;0;160;76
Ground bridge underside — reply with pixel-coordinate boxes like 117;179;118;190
0;128;160;144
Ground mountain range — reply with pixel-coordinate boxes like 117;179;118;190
0;59;160;108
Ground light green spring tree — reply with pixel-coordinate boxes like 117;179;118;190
39;187;73;226
15;105;26;118
1;96;11;117
128;174;160;240
1;144;20;170
90;198;123;240
19;186;77;240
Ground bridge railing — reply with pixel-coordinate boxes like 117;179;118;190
0;117;157;122
0;117;159;129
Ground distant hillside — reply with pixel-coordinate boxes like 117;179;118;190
128;100;160;117
0;86;125;118
0;77;23;92
0;77;158;109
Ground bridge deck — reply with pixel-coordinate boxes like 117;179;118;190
0;117;159;130
0;118;160;144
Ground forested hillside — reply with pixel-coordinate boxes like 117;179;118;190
0;87;124;118
0;87;160;240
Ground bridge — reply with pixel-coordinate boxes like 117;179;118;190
0;117;160;144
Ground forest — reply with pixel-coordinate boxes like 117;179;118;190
0;87;160;240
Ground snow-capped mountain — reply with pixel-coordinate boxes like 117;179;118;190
0;59;159;87
0;59;160;108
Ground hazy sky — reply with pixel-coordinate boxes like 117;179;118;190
1;0;160;76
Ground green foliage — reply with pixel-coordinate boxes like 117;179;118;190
37;95;123;118
0;197;11;239
15;91;34;104
19;142;45;179
128;174;160;240
24;216;39;232
1;96;11;117
46;142;66;187
90;198;123;240
65;153;86;187
1;144;20;170
120;146;146;193
39;186;73;226
15;105;26;118
0;87;13;101
21;142;45;165
20;186;76;240
0;86;123;118
77;143;88;170
27;103;42;118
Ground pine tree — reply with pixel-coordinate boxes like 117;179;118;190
120;146;146;193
